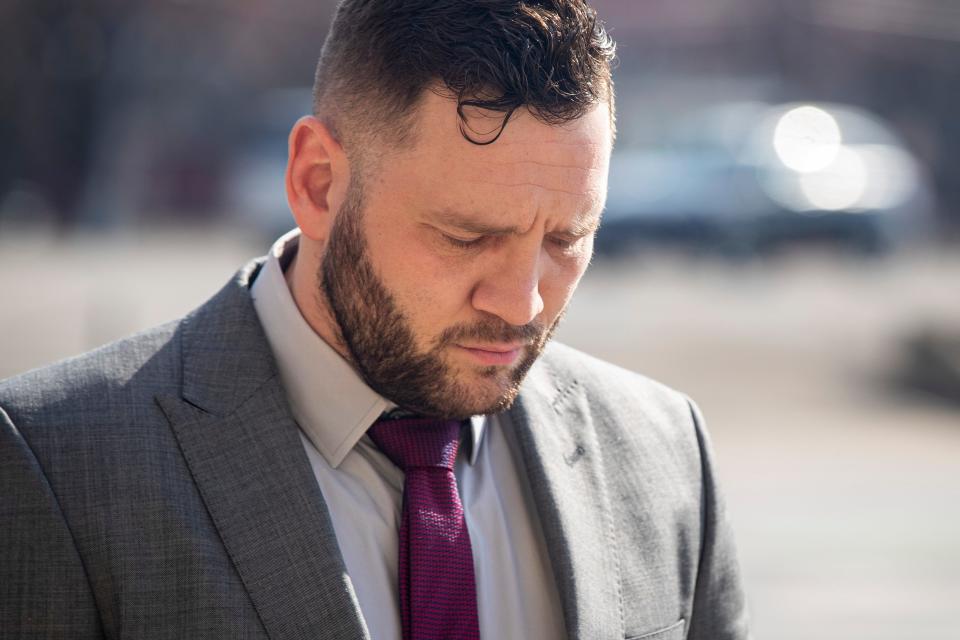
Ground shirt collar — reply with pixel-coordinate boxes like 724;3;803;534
250;229;484;468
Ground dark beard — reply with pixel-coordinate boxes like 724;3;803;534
318;178;558;419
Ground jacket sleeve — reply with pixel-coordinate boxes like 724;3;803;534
0;404;104;640
684;399;751;640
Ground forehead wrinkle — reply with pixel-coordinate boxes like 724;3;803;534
461;179;600;199
462;158;606;198
474;138;607;148
430;191;601;234
476;143;609;157
471;141;607;167
475;159;607;172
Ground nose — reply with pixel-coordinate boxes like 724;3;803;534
470;241;545;327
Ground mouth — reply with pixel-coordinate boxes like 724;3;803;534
454;342;526;366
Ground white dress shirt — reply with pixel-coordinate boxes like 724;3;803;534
250;229;565;640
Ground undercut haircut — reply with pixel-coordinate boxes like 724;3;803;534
312;0;616;153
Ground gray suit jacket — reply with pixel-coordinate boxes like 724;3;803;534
0;259;749;640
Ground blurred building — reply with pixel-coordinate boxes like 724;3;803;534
1;0;958;235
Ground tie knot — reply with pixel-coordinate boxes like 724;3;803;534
368;417;462;472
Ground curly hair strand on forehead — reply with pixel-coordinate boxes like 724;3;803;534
313;0;616;151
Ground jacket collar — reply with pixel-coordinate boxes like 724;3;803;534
157;261;370;640
177;258;278;416
509;348;624;640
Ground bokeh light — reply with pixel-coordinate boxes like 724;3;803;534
773;106;843;173
799;147;869;211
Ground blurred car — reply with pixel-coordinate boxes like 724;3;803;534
596;101;935;257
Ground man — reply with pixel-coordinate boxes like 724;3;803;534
1;1;749;639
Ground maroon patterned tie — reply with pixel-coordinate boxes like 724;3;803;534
368;417;481;640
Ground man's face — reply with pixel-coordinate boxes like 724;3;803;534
320;93;611;419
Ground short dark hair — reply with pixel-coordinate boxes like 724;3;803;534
313;0;616;151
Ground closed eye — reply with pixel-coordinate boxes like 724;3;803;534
443;233;487;249
548;232;592;252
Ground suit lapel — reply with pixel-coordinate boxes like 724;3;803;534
156;262;368;640
509;358;624;640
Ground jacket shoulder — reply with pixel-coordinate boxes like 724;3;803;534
0;319;182;430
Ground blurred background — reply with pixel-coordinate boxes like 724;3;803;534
1;1;958;637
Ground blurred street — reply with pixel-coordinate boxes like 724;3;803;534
2;229;958;638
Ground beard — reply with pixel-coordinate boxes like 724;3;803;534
318;178;560;420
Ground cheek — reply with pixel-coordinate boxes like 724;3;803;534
365;218;475;325
541;253;590;316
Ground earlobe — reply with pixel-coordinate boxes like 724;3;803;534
285;115;348;242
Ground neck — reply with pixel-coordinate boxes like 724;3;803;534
284;239;353;363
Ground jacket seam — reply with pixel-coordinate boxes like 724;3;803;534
0;402;108;634
684;395;711;635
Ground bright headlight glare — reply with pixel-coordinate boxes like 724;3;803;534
773;106;843;173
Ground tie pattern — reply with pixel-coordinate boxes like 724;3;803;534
368;417;481;640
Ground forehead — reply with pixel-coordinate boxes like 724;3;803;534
376;92;612;222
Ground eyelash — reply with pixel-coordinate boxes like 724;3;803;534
441;233;585;252
443;234;486;249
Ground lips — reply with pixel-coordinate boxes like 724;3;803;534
455;343;526;366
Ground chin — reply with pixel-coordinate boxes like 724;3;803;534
455;369;523;415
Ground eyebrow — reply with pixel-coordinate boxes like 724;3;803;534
431;208;601;238
431;208;518;236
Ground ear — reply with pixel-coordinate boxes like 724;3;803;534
285;115;350;242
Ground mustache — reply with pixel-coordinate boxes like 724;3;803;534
435;318;546;347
